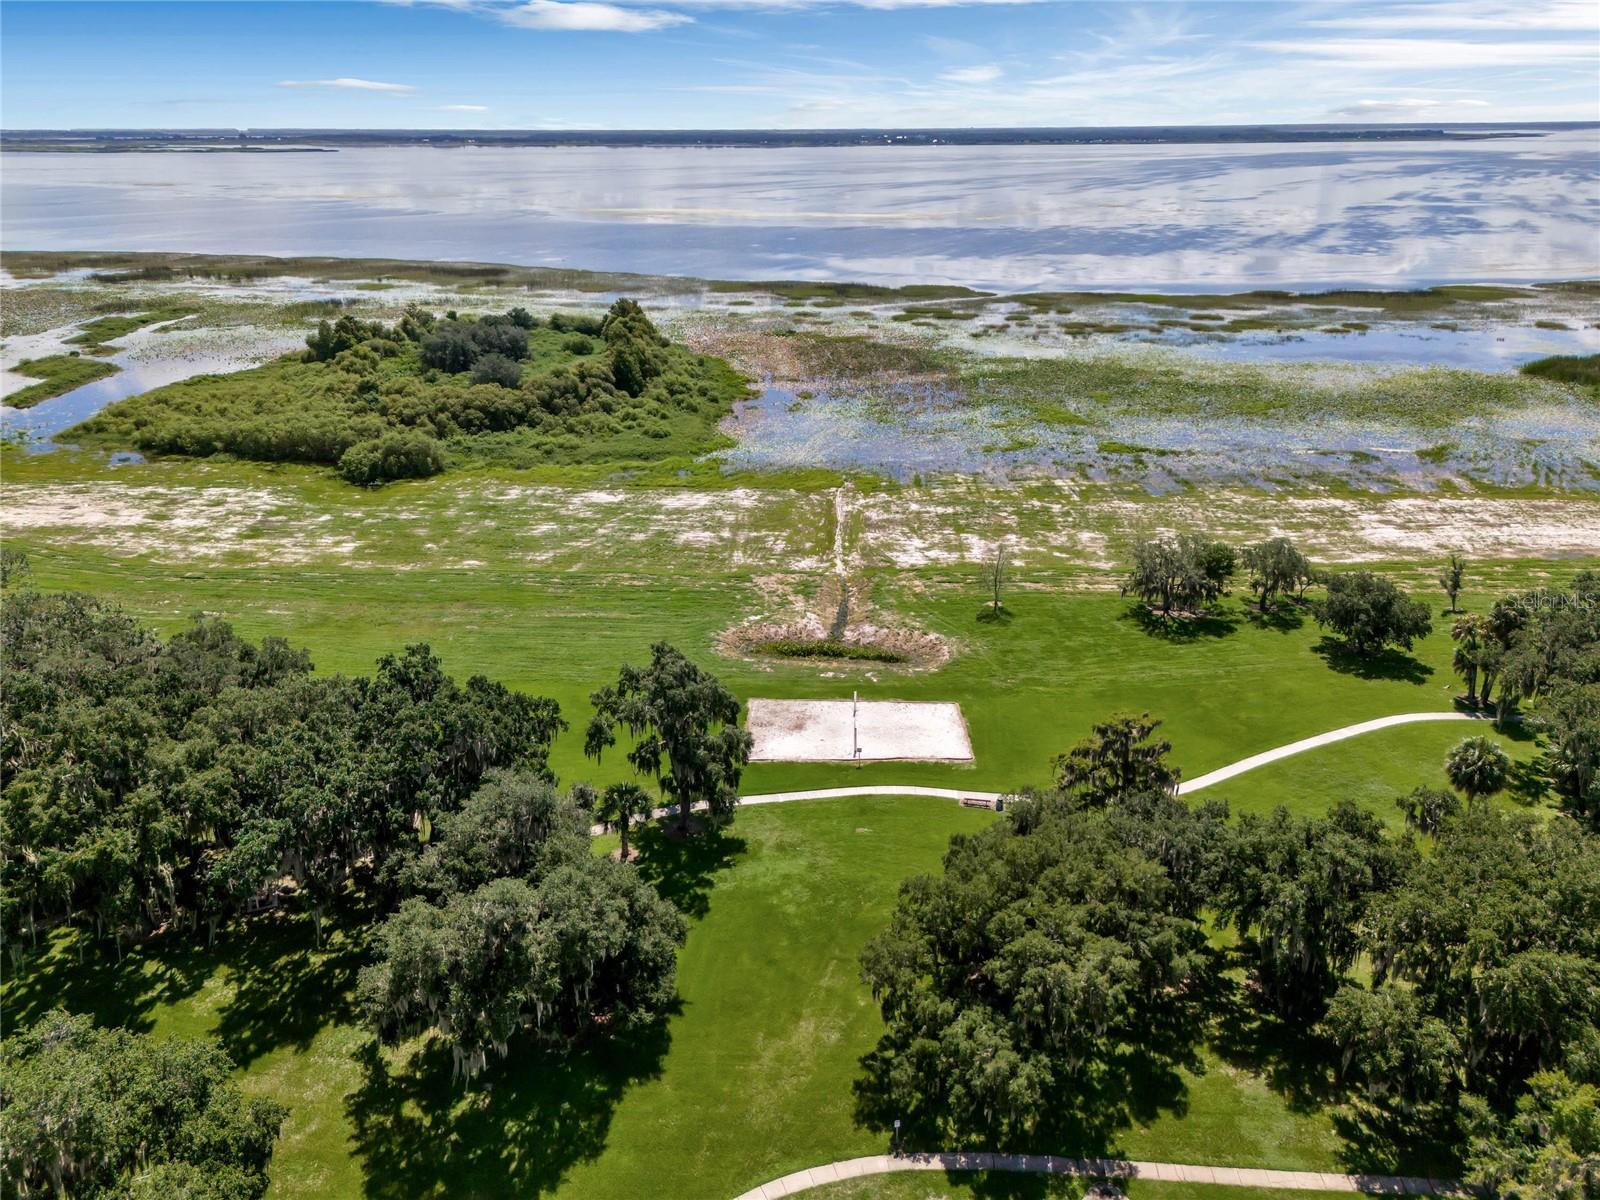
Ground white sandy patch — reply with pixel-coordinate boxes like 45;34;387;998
1;325;90;398
857;482;1600;570
747;697;974;762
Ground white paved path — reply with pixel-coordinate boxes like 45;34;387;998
730;1152;1462;1199
592;711;1502;833
1174;711;1494;794
621;718;1493;1196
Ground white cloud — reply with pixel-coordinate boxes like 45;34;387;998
439;103;491;111
941;63;1002;84
423;0;1053;16
847;0;1046;8
276;77;417;92
1327;96;1493;116
1251;37;1599;71
495;0;690;29
1307;1;1598;34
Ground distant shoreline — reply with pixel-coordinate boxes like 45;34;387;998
3;248;1595;302
4;121;1592;153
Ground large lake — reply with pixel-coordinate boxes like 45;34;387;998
3;129;1597;290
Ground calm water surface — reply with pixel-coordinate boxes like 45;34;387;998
4;131;1597;290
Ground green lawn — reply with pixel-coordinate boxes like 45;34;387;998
3;541;1557;1197
1197;719;1540;826
5;525;1530;798
10;796;1399;1200
2;446;1581;1198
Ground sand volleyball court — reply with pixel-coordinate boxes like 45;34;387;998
747;698;974;763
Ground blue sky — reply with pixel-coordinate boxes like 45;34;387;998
3;0;1597;129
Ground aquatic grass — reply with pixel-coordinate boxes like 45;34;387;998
65;304;201;350
5;354;119;408
968;351;1562;429
1098;440;1183;457
1521;353;1600;387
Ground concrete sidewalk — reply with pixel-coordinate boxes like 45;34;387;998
731;1151;1464;1199
588;710;1507;836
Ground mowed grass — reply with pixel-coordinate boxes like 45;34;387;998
3;450;1578;1195
3;800;996;1199
1198;719;1541;826
6;797;1383;1200
3;509;1538;797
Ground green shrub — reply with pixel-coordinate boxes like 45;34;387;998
337;432;446;485
755;639;907;663
549;312;603;336
471;353;523;388
419;324;480;373
305;314;392;363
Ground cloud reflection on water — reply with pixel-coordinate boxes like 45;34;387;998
2;131;1596;289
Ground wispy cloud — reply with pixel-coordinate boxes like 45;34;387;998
1326;96;1492;116
499;0;689;29
941;63;1002;84
386;0;1599;123
413;0;1053;18
277;77;417;92
438;103;491;111
1252;37;1598;71
1306;0;1598;34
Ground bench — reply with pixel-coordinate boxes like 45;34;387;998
960;797;996;810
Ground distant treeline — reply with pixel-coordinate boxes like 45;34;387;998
4;122;1583;152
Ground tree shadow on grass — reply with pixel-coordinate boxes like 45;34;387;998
1121;602;1241;641
1204;969;1342;1115
976;605;1015;626
212;908;369;1067
347;1014;674;1200
1506;755;1552;808
1242;602;1307;634
2;925;219;1035
1311;637;1433;685
5;903;372;1066
631;820;745;920
1493;715;1539;744
1203;959;1460;1179
1331;1101;1463;1179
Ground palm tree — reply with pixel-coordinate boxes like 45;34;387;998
1444;736;1511;808
596;782;654;861
1450;614;1487;706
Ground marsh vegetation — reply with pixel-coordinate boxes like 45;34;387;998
66;299;749;481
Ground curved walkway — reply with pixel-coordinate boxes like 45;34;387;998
592;711;1501;834
730;1152;1461;1199
1175;710;1494;794
706;720;1492;1198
